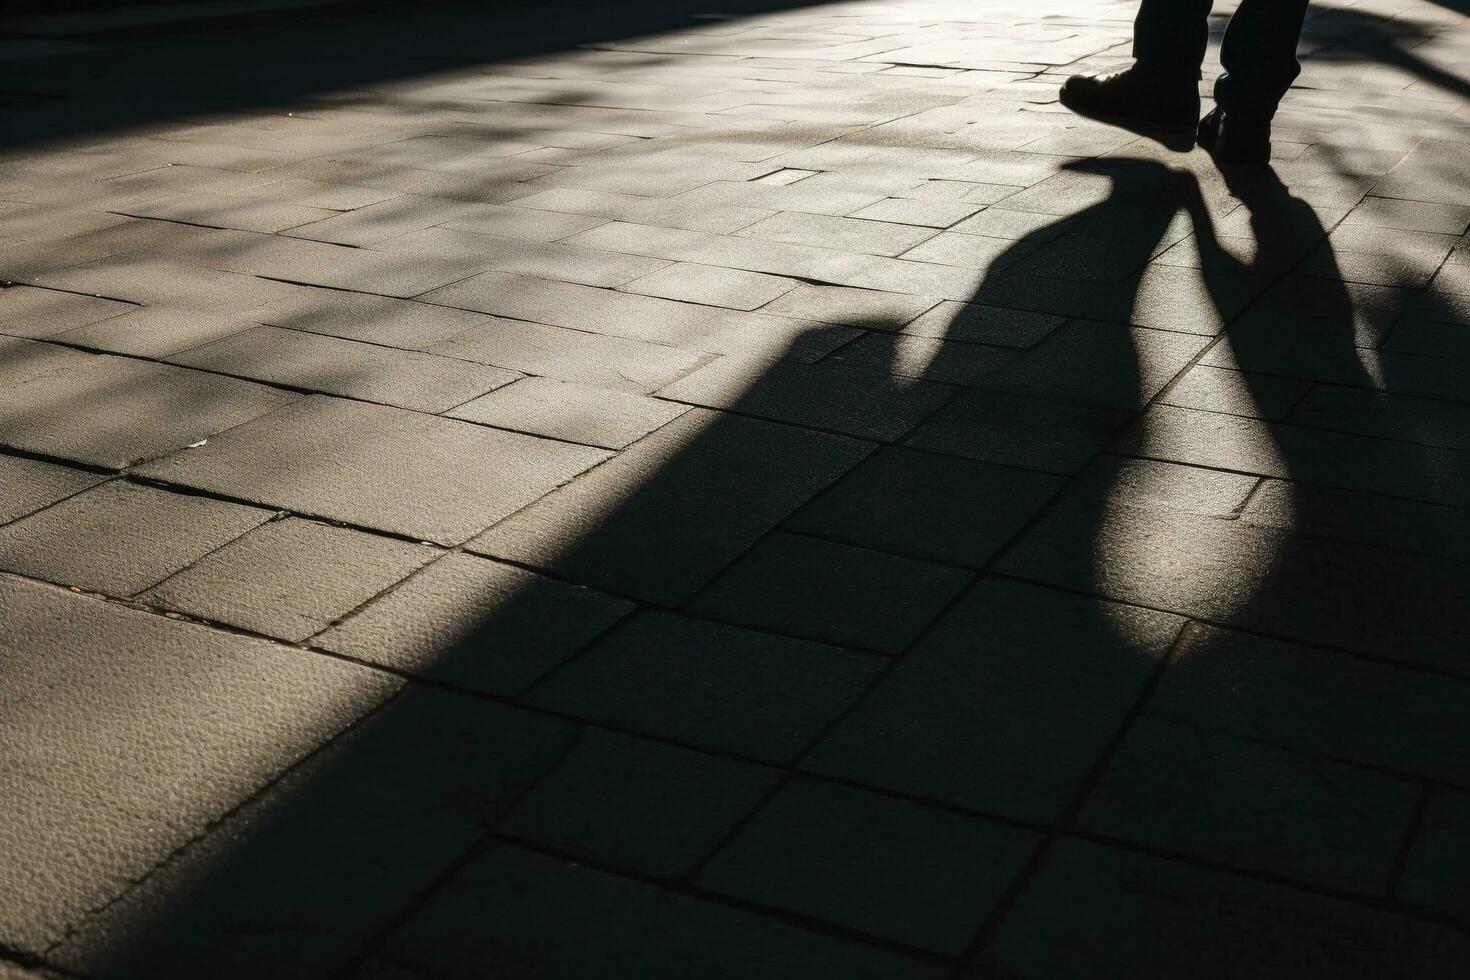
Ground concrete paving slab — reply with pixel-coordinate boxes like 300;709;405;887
0;573;399;954
141;516;437;641
135;395;609;545
0;480;271;596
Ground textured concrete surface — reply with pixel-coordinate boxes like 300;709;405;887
2;0;1469;975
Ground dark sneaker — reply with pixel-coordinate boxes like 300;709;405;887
1058;67;1201;127
1196;108;1271;165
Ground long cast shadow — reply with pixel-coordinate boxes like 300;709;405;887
59;134;1467;977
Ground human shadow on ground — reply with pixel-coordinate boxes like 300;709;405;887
62;132;1470;978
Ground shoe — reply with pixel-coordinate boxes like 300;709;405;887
1058;67;1201;128
1196;108;1271;165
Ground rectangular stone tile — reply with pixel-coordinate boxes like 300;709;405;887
1082;454;1261;517
141;517;435;642
171;325;518;413
470;410;870;605
119;190;335;234
421;271;853;362
254;286;500;349
804;578;1181;823
210;236;490;299
529;549;889;749
136;396;609;546
974;320;1209;410
1160;363;1314;421
275;156;550;203
250;177;396;213
428;315;710;393
737;211;937;256
1382;319;1470;363
380;844;942;980
1240;478;1470;562
658;353;956;440
1078;716;1418;893
784;447;1064;566
56;306;261;358
1411;284;1470;327
383;226;671;288
0;284;132;339
898;231;1034;271
619;262;796;311
832;253;989;300
1149;625;1470;788
0;573;398;955
1287;384;1470;453
760;283;937;330
1399;790;1470;918
964;268;1133;326
447;376;686;449
990;169;1117;216
1212;315;1409;391
689;531;970;654
0;480;271;597
1118;404;1470;507
1014;232;1162;282
0;213;156;283
999;457;1470;671
906;388;1133;474
950;206;1076;241
316;552;634;697
508;186;775;234
282;194;478;246
0;342;298;469
529;159;774;197
1299;247;1440;289
938;150;1073;188
1324;224;1457;262
29;255;292;311
0;454;106;524
901;300;1063;348
1370;138;1470;207
848;197;987;228
986;840;1469;980
439;202;611;241
670;178;887;219
503;729;778;878
562;220;867;288
52;688;573;980
700;779;1035;955
1429;248;1470;296
752;169;823;186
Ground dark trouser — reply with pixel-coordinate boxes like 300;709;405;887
1132;0;1310;119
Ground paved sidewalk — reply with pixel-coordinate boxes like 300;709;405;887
2;0;1469;976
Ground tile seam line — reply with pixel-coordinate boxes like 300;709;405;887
949;618;1194;976
1384;784;1436;899
988;568;1470;683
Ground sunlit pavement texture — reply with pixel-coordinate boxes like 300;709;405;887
2;0;1470;975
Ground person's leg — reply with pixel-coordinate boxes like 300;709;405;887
1197;0;1310;164
1059;0;1213;128
1214;0;1311;120
1131;0;1215;83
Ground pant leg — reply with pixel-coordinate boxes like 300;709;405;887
1131;0;1216;81
1215;0;1311;118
